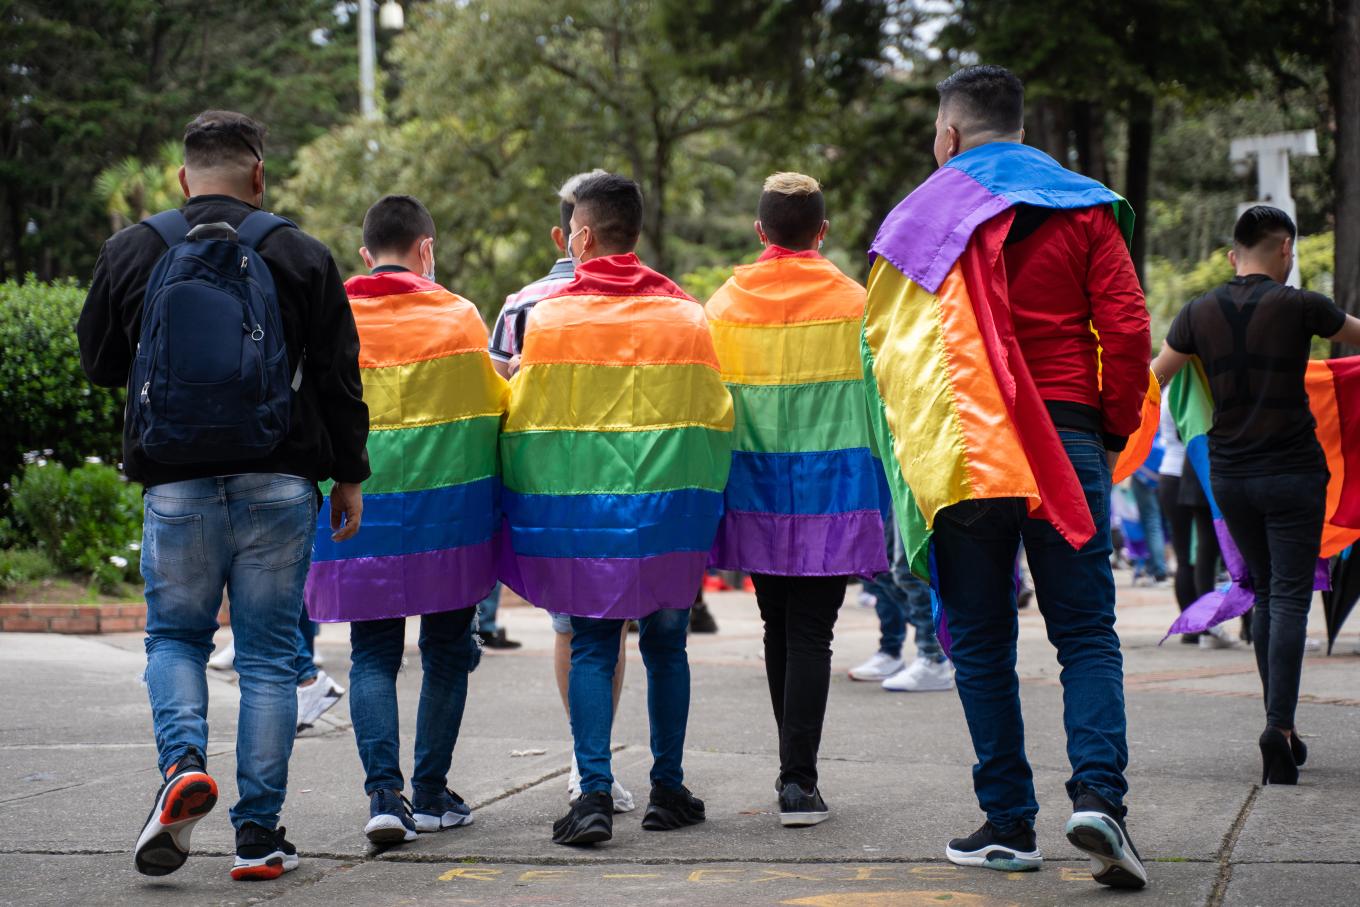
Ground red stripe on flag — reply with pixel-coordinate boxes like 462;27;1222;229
1326;357;1360;529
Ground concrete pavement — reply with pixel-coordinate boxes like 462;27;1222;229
2;573;1359;906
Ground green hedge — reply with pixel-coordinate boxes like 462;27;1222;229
0;278;124;492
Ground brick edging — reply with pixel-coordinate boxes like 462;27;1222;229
0;603;146;633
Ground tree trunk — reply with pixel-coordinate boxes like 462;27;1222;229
1071;100;1109;184
1124;92;1155;285
1334;0;1360;343
1027;96;1069;163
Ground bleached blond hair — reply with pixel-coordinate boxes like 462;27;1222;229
762;171;821;196
560;168;609;204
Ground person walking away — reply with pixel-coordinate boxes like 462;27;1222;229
863;67;1151;887
1151;205;1360;784
706;172;889;826
488;170;636;811
499;173;733;845
77;110;369;881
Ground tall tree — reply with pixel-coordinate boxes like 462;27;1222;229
1332;0;1360;328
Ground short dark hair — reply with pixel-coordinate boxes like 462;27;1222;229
757;172;825;249
183;110;266;170
1233;205;1297;249
936;65;1025;135
362;194;436;255
571;172;644;253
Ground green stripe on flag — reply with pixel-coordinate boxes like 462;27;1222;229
1166;358;1214;445
363;416;500;495
501;426;731;496
728;380;874;454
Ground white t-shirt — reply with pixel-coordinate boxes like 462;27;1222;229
1158;397;1185;477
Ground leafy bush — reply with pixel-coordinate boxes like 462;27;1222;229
0;278;125;494
0;548;56;592
6;462;142;582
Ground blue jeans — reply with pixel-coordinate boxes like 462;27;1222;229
569;608;690;794
348;608;480;797
475;582;501;635
295;606;318;684
932;431;1126;833
141;474;316;830
1131;477;1167;578
863;513;943;662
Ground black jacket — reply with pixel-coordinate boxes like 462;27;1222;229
77;195;370;487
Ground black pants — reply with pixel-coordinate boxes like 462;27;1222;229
751;573;846;790
1212;471;1327;729
1158;474;1220;610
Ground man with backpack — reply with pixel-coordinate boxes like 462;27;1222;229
77;110;369;882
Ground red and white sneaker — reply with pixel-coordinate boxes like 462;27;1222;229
134;750;218;876
231;822;299;881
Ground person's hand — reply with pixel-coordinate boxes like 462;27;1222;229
507;354;522;377
330;482;363;542
1107;450;1121;473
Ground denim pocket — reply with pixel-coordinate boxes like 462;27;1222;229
144;506;206;567
247;492;316;569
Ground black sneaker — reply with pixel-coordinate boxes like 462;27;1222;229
476;628;522;650
641;784;706;830
552;790;613;845
945;820;1042;871
230;822;299;881
689;602;719;633
1065;786;1148;889
364;788;418;845
778;782;829;827
134;749;218;877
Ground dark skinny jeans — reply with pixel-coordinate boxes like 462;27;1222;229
1157;474;1220;611
1211;471;1327;730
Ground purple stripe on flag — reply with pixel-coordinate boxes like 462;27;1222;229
868;166;1008;294
499;538;707;620
708;510;888;579
305;540;496;622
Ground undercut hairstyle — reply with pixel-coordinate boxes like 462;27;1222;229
1233;205;1297;249
183;110;266;171
558;169;608;237
362;195;436;256
936;65;1025;135
757;171;825;249
570;172;644;253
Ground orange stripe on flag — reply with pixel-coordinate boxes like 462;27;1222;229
523;294;720;368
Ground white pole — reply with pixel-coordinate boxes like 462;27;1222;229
358;0;378;120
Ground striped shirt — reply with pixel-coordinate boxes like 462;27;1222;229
488;257;575;362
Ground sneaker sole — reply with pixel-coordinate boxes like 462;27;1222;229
365;814;417;844
945;843;1042;872
230;851;298;881
780;810;830;828
414;812;475;833
134;772;218;876
641;806;706;831
1065;812;1148;889
882;682;955;692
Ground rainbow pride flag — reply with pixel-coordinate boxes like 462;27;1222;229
1163;356;1360;638
306;270;508;622
706;251;889;577
864;142;1134;578
498;253;734;619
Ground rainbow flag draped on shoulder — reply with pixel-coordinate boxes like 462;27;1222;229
706;250;889;577
1163;357;1360;637
306;270;508;622
498;253;734;619
864;142;1134;578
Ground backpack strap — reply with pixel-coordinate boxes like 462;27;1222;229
236;211;297;250
142;210;192;249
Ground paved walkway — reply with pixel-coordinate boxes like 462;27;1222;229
2;572;1358;906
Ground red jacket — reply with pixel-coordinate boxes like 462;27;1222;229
1003;205;1149;447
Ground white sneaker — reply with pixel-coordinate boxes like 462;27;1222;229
1199;625;1238;650
296;670;345;731
567;754;635;813
857;590;878;609
883;656;955;692
207;640;236;672
848;651;904;682
311;651;325;669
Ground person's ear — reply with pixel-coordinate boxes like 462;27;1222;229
817;220;829;245
1227;248;1238;270
754;219;768;246
359;247;376;270
578;225;593;255
948;125;962;159
1018;126;1025;143
252;161;266;201
178;166;190;199
1281;236;1294;261
551;225;566;252
421;237;435;273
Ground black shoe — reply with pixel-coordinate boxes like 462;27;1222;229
552;790;613;846
1259;727;1299;785
689;602;719;634
134;749;218;877
945;820;1042;871
1065;786;1148;888
1180;633;1201;645
230;822;298;881
476;628;522;650
778;782;829;827
1290;730;1308;767
641;784;706;830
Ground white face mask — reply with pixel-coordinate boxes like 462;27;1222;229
421;239;436;282
566;227;585;265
